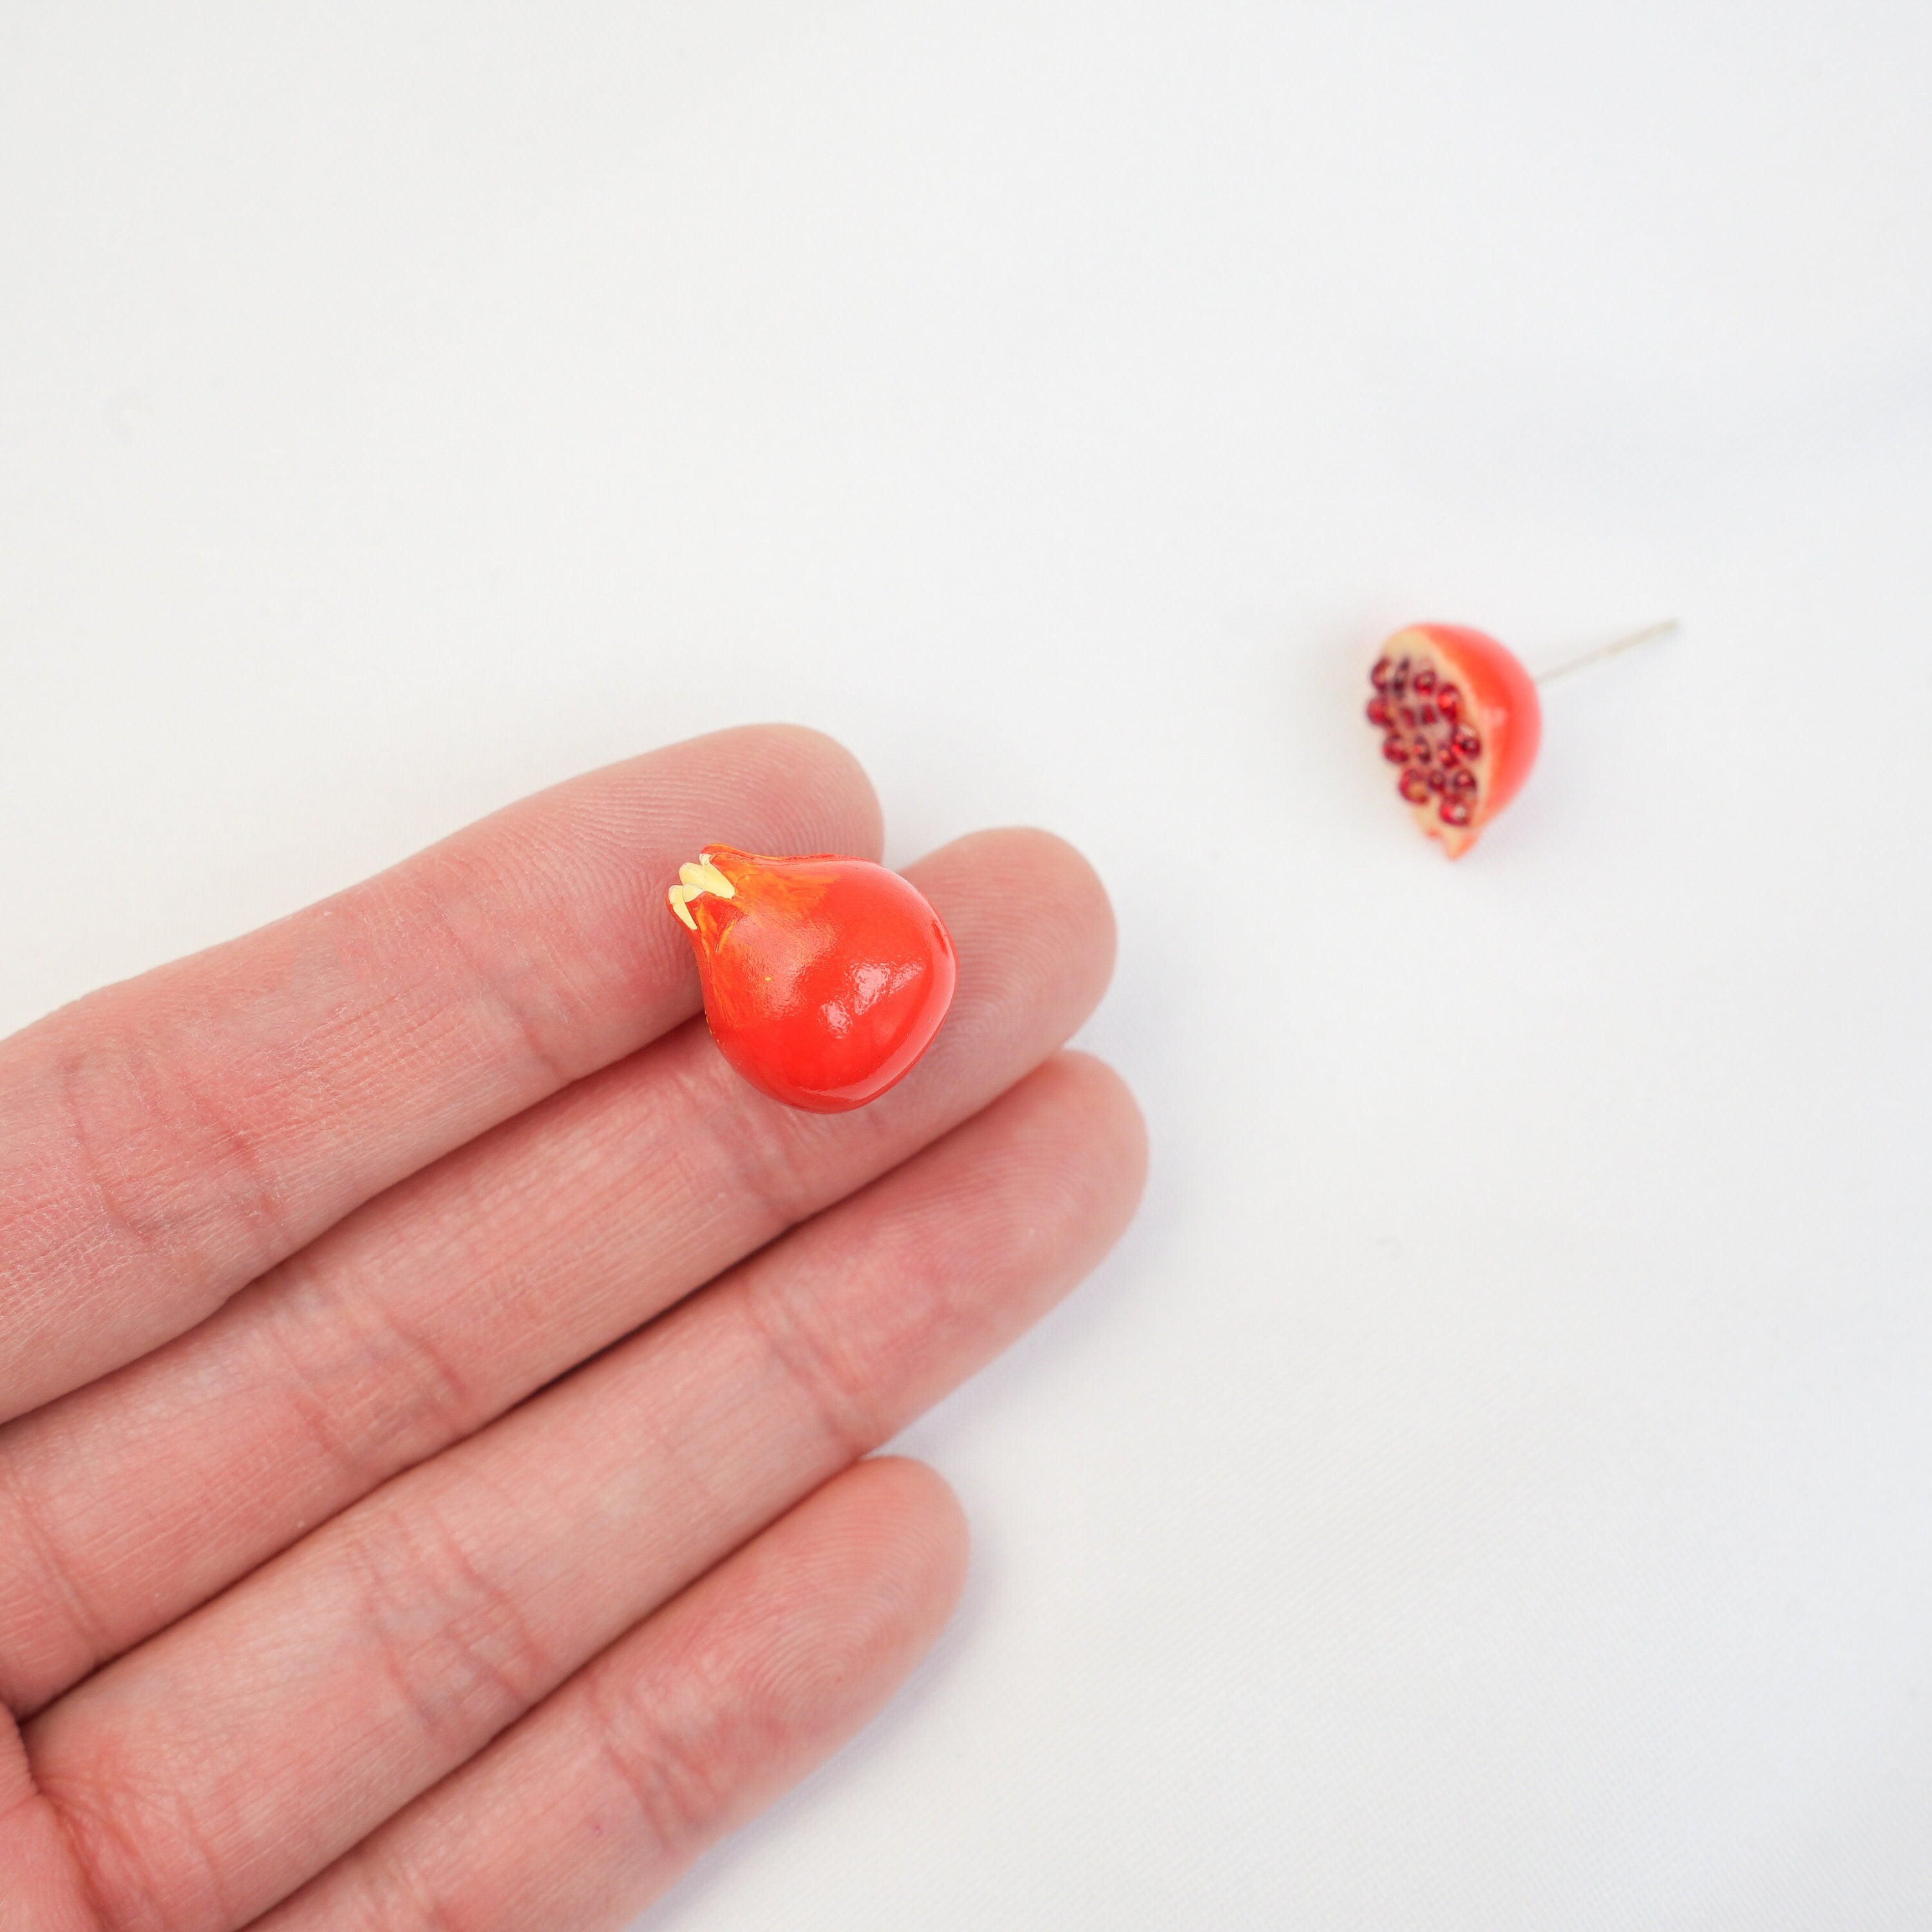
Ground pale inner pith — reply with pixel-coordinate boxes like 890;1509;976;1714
667;852;735;931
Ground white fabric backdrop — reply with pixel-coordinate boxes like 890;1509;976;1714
4;3;1930;1924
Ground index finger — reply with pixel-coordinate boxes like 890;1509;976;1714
0;724;881;1426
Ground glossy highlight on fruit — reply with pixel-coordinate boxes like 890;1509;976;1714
1365;624;1542;857
667;846;957;1112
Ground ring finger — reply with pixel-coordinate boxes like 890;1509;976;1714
26;1052;1146;1932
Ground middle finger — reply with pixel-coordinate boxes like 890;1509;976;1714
0;829;1113;1717
29;1050;1145;1932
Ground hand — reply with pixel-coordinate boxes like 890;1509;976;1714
0;727;1144;1932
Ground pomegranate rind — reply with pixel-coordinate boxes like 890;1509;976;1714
671;846;958;1112
1412;624;1541;818
1374;623;1542;858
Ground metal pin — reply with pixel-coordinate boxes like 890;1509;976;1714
1536;619;1679;686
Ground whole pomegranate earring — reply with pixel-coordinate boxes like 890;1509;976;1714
1365;620;1676;857
668;847;957;1112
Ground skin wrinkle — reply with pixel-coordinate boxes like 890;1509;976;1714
0;1454;108;1718
328;1258;491;1452
341;1486;564;1768
0;1274;413;1721
319;848;567;1104
307;980;486;1141
46;1048;214;1311
72;1002;310;1275
286;1468;960;1932
616;1318;766;1536
91;1471;571;1931
252;1265;483;1524
317;1509;850;1932
7;986;373;1434
387;860;591;1101
740;1148;1032;1447
620;1038;770;1241
571;1511;873;1898
522;1048;705;1245
34;1728;235;1932
663;1045;842;1263
349;1861;469;1932
486;1083;642;1240
734;1262;890;1468
0;1075;108;1338
626;1473;960;1906
582;1649;732;1881
11;1781;115;1932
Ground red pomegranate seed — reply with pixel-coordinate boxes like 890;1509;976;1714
1363;623;1546;855
1366;696;1392;726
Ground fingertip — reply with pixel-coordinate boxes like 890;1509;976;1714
1012;826;1117;998
1037;1049;1150;1213
904;828;1117;1068
939;825;1116;974
683;724;885;864
849;1456;972;1612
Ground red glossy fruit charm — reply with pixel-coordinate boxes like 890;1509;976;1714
1366;623;1542;858
667;846;957;1112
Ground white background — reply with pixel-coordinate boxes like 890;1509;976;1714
5;3;1931;1924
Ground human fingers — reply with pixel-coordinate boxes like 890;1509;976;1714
0;725;880;1424
0;1704;96;1932
26;1054;1146;1932
258;1459;966;1932
0;829;1112;1715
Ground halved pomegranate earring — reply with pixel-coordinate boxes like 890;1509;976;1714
1366;620;1675;857
668;846;957;1112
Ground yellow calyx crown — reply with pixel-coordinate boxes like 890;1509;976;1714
667;851;735;931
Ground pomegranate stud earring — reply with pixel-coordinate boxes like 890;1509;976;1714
668;847;957;1112
1365;620;1676;857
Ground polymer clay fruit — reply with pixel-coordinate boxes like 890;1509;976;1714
667;846;957;1112
1366;623;1542;858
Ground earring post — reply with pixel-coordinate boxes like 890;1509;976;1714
1536;620;1679;686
